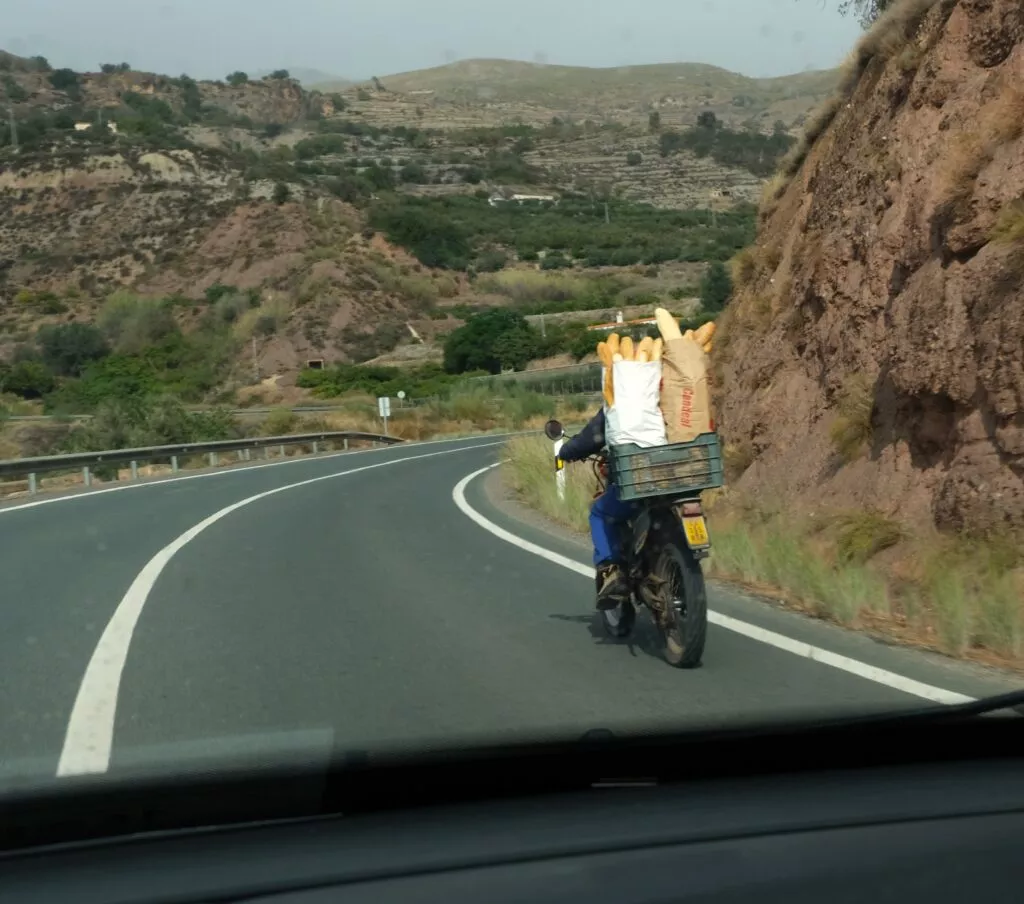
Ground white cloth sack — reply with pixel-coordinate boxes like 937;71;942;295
604;360;668;448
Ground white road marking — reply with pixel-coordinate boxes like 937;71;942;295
56;442;503;777
452;465;975;707
0;433;516;516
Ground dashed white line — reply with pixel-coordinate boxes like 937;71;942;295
56;441;503;777
451;464;975;707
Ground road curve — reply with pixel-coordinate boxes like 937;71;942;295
0;435;1016;784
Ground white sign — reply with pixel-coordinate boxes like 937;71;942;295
377;396;391;418
397;390;406;400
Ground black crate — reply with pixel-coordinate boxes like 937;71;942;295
608;432;724;501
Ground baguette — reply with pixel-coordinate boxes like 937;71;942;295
613;353;624;363
655;308;682;341
693;321;716;346
703;341;713;354
651;338;664;361
607;333;621;357
597;341;614;408
620;336;635;361
636;336;654;360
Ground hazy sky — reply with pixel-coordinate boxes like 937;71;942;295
1;0;862;81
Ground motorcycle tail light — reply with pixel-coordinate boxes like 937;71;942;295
681;501;703;517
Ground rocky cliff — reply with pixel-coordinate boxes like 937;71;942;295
717;0;1024;536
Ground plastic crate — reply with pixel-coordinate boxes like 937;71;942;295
608;432;724;501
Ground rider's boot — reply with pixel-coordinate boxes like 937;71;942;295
596;563;629;610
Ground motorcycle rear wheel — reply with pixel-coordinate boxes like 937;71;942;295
654;539;708;668
599;599;636;638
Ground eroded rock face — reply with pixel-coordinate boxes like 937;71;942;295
718;0;1024;534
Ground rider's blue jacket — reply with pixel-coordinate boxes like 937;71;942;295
557;409;606;463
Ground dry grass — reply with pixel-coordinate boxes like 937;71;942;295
730;247;759;289
502;432;595;533
829;372;875;463
991;200;1024;245
833;510;904;564
723;441;755;480
475;269;590;303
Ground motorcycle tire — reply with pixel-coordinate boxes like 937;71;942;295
653;538;708;668
599;599;636;639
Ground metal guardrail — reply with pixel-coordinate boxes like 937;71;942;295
0;431;403;496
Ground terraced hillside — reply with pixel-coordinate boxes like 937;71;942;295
332;59;839;131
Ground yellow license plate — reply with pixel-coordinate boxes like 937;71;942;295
683;516;710;547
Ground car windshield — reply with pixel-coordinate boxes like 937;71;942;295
1;0;1022;802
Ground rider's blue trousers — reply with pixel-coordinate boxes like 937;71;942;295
590;484;634;567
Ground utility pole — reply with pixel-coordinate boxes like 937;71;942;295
251;336;259;383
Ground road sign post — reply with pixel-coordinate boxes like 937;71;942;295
378;396;391;434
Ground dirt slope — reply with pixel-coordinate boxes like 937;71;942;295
717;0;1024;535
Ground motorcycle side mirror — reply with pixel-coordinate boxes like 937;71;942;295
544;419;565;441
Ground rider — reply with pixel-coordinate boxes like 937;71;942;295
556;407;633;611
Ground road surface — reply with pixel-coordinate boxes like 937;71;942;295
0;435;1017;785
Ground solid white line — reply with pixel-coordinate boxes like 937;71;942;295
451;465;975;707
56;441;502;777
0;433;514;517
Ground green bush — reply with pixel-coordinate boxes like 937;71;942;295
227;71;249;86
37;322;110;377
0;360;56;399
98;293;178;354
62;396;239;452
699;261;733;313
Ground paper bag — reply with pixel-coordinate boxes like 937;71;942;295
660;337;712;444
605;360;668;448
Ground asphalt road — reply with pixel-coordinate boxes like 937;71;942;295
0;435;1018;785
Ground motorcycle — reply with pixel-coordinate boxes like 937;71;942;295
545;418;719;669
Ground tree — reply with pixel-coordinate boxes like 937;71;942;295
697;111;718;130
269;69;290;79
443;309;535;374
48;68;80;93
37;322;110;377
101;63;117;74
699;261;732;313
648;111;661;133
493;326;539;372
272;181;290;204
226;71;249;87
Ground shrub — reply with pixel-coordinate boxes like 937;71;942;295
98;292;179;354
830;373;875;462
37;322;110;377
626;151;642;166
0;360;56;399
262;407;298;435
226;71;249;86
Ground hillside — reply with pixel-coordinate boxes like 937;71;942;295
0;46;818;414
717;0;1024;538
343;59;840;132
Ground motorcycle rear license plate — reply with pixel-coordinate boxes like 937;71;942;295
682;516;710;548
